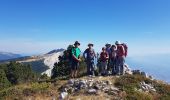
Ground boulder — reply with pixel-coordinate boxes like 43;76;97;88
124;64;133;75
139;81;156;92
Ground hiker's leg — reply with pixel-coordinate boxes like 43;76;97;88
120;56;125;75
75;62;79;78
98;62;102;76
89;62;92;75
87;62;90;75
114;59;117;75
91;62;95;76
74;70;77;78
71;61;75;78
111;60;115;75
117;57;121;75
101;62;104;75
115;58;118;75
104;61;108;75
71;70;74;78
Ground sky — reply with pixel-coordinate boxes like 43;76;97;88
0;0;170;56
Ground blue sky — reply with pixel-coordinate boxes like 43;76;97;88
0;0;170;56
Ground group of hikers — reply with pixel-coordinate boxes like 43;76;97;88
69;41;128;78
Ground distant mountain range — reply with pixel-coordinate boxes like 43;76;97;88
0;49;65;77
0;52;22;61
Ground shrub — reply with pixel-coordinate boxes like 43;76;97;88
0;69;11;90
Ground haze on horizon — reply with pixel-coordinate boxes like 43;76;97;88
0;0;170;57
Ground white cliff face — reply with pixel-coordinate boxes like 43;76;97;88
42;51;64;77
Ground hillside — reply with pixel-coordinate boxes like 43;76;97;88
0;49;64;76
1;49;170;100
0;60;170;100
0;52;22;61
0;74;170;100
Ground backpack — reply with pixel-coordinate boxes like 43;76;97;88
117;45;125;57
85;48;95;60
67;45;74;61
122;44;128;57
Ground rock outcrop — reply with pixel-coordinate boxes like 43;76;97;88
59;77;122;100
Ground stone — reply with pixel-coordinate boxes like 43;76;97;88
139;81;156;92
68;79;74;85
59;92;68;100
94;84;102;90
106;80;112;85
89;82;93;87
103;86;110;92
87;89;97;94
110;86;119;91
124;64;133;75
108;90;118;95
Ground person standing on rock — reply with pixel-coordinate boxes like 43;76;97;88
115;41;125;75
71;41;81;78
83;43;96;76
110;45;117;75
100;47;109;76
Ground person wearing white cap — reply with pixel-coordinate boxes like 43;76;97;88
115;41;125;75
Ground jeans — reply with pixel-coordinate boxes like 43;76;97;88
100;61;108;75
110;58;117;75
86;60;95;76
116;56;125;75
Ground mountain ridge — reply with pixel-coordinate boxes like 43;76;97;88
0;51;22;61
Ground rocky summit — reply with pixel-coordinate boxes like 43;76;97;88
59;76;122;100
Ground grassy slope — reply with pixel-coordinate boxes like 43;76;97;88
0;75;170;100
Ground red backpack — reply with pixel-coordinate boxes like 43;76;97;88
122;44;128;57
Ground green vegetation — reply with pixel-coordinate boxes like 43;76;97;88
0;69;11;90
0;82;53;100
114;74;170;100
0;61;38;90
51;45;87;79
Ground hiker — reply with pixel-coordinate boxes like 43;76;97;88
110;45;117;75
71;41;81;78
115;41;125;75
100;47;109;76
105;43;111;55
105;43;112;73
83;43;96;76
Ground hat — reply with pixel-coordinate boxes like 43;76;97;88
105;43;111;47
74;41;80;45
88;43;93;46
115;41;121;45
